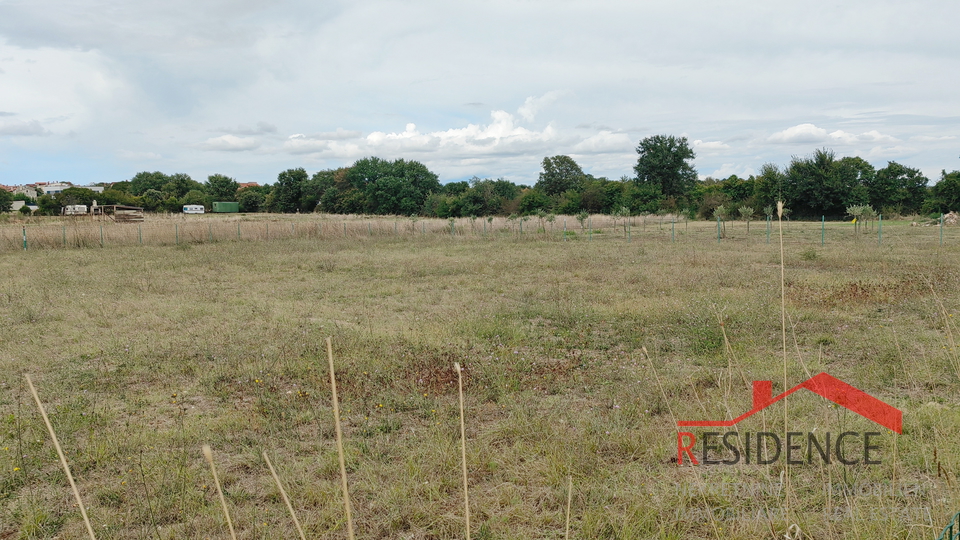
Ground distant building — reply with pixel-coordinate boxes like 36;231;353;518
238;182;260;189
37;182;73;195
13;186;38;199
10;201;39;213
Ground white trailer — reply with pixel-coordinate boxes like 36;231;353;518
183;205;205;214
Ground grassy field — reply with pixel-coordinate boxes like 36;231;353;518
1;215;959;539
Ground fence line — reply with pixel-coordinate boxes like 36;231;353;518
0;214;956;252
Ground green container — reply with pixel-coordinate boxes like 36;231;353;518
213;201;239;213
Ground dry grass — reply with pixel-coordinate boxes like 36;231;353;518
0;215;959;539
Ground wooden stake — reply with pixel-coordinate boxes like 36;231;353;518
202;445;238;540
263;451;306;540
565;476;573;540
455;362;471;539
326;337;355;540
25;374;98;540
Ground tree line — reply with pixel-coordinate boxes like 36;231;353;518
6;135;958;219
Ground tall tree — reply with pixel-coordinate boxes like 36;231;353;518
633;135;697;198
273;168;308;213
931;170;960;213
783;149;869;217
162;173;203;199
535;155;585;196
205;174;239;201
129;171;168;196
867;162;928;214
0;189;12;213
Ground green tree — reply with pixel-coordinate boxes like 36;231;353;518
783;149;870;218
141;189;164;211
752;163;785;210
536;155;585;196
55;187;98;207
930;171;960;213
238;189;266;213
100;189;141;206
181;190;209;208
301;169;337;212
129;171;168;196
0;189;12;213
37;194;59;215
868;162;928;215
517;189;551;214
205;174;239;201
633;135;698;199
162;173;203;199
364;159;440;215
273;168;308;213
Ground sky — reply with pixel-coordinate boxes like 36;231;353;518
0;0;958;186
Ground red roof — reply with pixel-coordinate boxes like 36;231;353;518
678;372;902;433
238;182;260;189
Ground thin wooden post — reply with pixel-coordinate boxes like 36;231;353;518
26;375;98;540
326;338;355;540
455;362;471;539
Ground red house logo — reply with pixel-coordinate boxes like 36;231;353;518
676;373;902;466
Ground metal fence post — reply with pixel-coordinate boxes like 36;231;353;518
878;214;882;246
175;223;179;245
821;216;824;246
22;226;26;251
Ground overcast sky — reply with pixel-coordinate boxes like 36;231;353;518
1;0;958;186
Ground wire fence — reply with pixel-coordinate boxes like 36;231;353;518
0;213;955;252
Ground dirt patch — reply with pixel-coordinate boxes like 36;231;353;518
786;277;925;307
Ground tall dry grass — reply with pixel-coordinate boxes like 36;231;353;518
0;218;958;538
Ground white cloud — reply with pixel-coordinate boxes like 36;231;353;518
198;134;259;151
0;2;958;184
768;124;900;147
0;119;47;136
517;91;563;122
768;123;829;144
572;131;634;154
866;145;916;158
283;110;575;161
693;139;730;152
